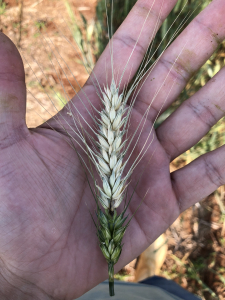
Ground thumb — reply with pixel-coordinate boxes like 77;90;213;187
0;33;28;145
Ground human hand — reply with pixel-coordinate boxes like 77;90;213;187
0;0;225;299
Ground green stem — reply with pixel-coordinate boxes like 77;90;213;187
108;262;115;297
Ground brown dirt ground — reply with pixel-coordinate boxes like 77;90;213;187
1;1;225;299
1;0;96;127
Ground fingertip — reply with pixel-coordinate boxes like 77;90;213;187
0;33;27;142
0;32;25;80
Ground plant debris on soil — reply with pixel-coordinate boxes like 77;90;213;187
0;1;224;300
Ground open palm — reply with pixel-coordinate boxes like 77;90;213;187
1;0;225;299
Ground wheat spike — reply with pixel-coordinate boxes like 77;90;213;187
88;75;130;296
